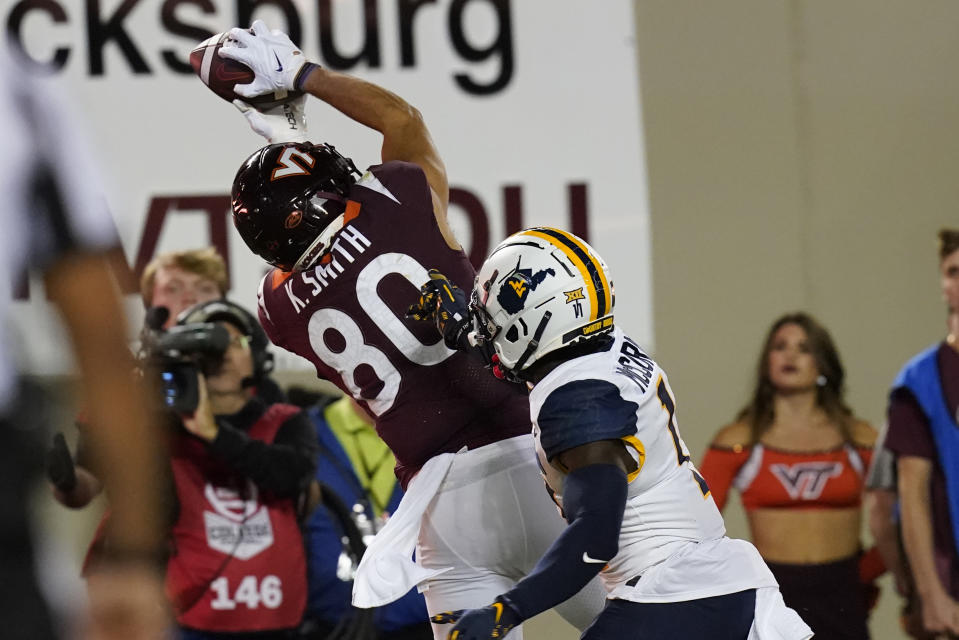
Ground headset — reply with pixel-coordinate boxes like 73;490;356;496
176;299;275;383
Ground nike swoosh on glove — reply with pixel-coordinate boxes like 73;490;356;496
232;95;309;144
219;19;315;98
406;269;471;350
431;598;523;640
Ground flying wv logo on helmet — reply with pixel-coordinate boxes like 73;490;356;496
496;264;557;315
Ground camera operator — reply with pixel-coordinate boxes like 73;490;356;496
49;248;229;512
161;299;317;639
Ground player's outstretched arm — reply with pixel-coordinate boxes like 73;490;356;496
407;270;472;350
221;21;457;248
303;66;461;250
301;68;448;203
45;252;163;557
220;21;447;208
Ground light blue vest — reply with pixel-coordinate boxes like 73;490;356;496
893;344;959;555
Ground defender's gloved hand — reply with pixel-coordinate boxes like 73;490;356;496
232;95;309;143
220;19;317;97
431;598;523;640
46;432;77;493
406;270;471;350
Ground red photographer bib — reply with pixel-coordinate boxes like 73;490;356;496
165;403;306;632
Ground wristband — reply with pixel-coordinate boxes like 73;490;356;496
295;63;321;91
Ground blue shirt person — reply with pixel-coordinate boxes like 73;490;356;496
304;397;432;639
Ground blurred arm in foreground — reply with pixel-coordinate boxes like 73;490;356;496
1;48;166;639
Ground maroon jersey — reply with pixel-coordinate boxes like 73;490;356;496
258;162;529;487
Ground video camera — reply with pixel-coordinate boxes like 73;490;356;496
138;307;231;414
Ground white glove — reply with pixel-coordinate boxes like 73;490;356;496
232;95;310;144
219;19;313;98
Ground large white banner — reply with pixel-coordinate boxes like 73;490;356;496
7;0;652;373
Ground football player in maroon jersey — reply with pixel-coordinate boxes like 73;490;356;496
216;20;604;640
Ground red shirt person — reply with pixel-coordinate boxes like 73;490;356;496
167;300;316;638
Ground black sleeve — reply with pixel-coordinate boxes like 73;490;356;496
208;410;318;497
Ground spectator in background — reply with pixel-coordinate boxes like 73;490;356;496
137;247;285;403
51;248;228;512
165;299;316;639
700;312;880;640
137;248;286;403
0;45;165;639
140;248;229;329
300;395;431;640
884;228;959;638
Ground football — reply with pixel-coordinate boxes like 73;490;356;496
190;32;303;110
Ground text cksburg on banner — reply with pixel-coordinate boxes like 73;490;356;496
6;0;652;374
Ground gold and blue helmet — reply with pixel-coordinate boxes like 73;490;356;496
470;227;614;380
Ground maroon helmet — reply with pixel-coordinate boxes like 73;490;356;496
231;142;359;271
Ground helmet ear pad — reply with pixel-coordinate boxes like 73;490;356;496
230;305;274;379
177;300;274;380
231;142;359;271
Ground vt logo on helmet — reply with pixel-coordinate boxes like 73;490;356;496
231;142;360;272
471;227;614;382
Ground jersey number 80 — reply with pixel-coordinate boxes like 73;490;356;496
304;252;455;416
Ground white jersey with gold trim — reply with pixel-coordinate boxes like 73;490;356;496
529;327;776;602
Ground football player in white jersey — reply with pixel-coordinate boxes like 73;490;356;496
409;228;812;640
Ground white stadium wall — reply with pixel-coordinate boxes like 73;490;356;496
636;3;959;640
6;0;653;376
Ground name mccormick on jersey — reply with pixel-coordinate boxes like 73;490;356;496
256;162;529;487
528;327;777;603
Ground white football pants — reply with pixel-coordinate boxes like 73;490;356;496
416;434;607;640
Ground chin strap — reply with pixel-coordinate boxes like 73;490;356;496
293;209;348;272
503;311;552;383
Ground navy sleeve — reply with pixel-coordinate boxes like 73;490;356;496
501;463;628;622
537;379;638;461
